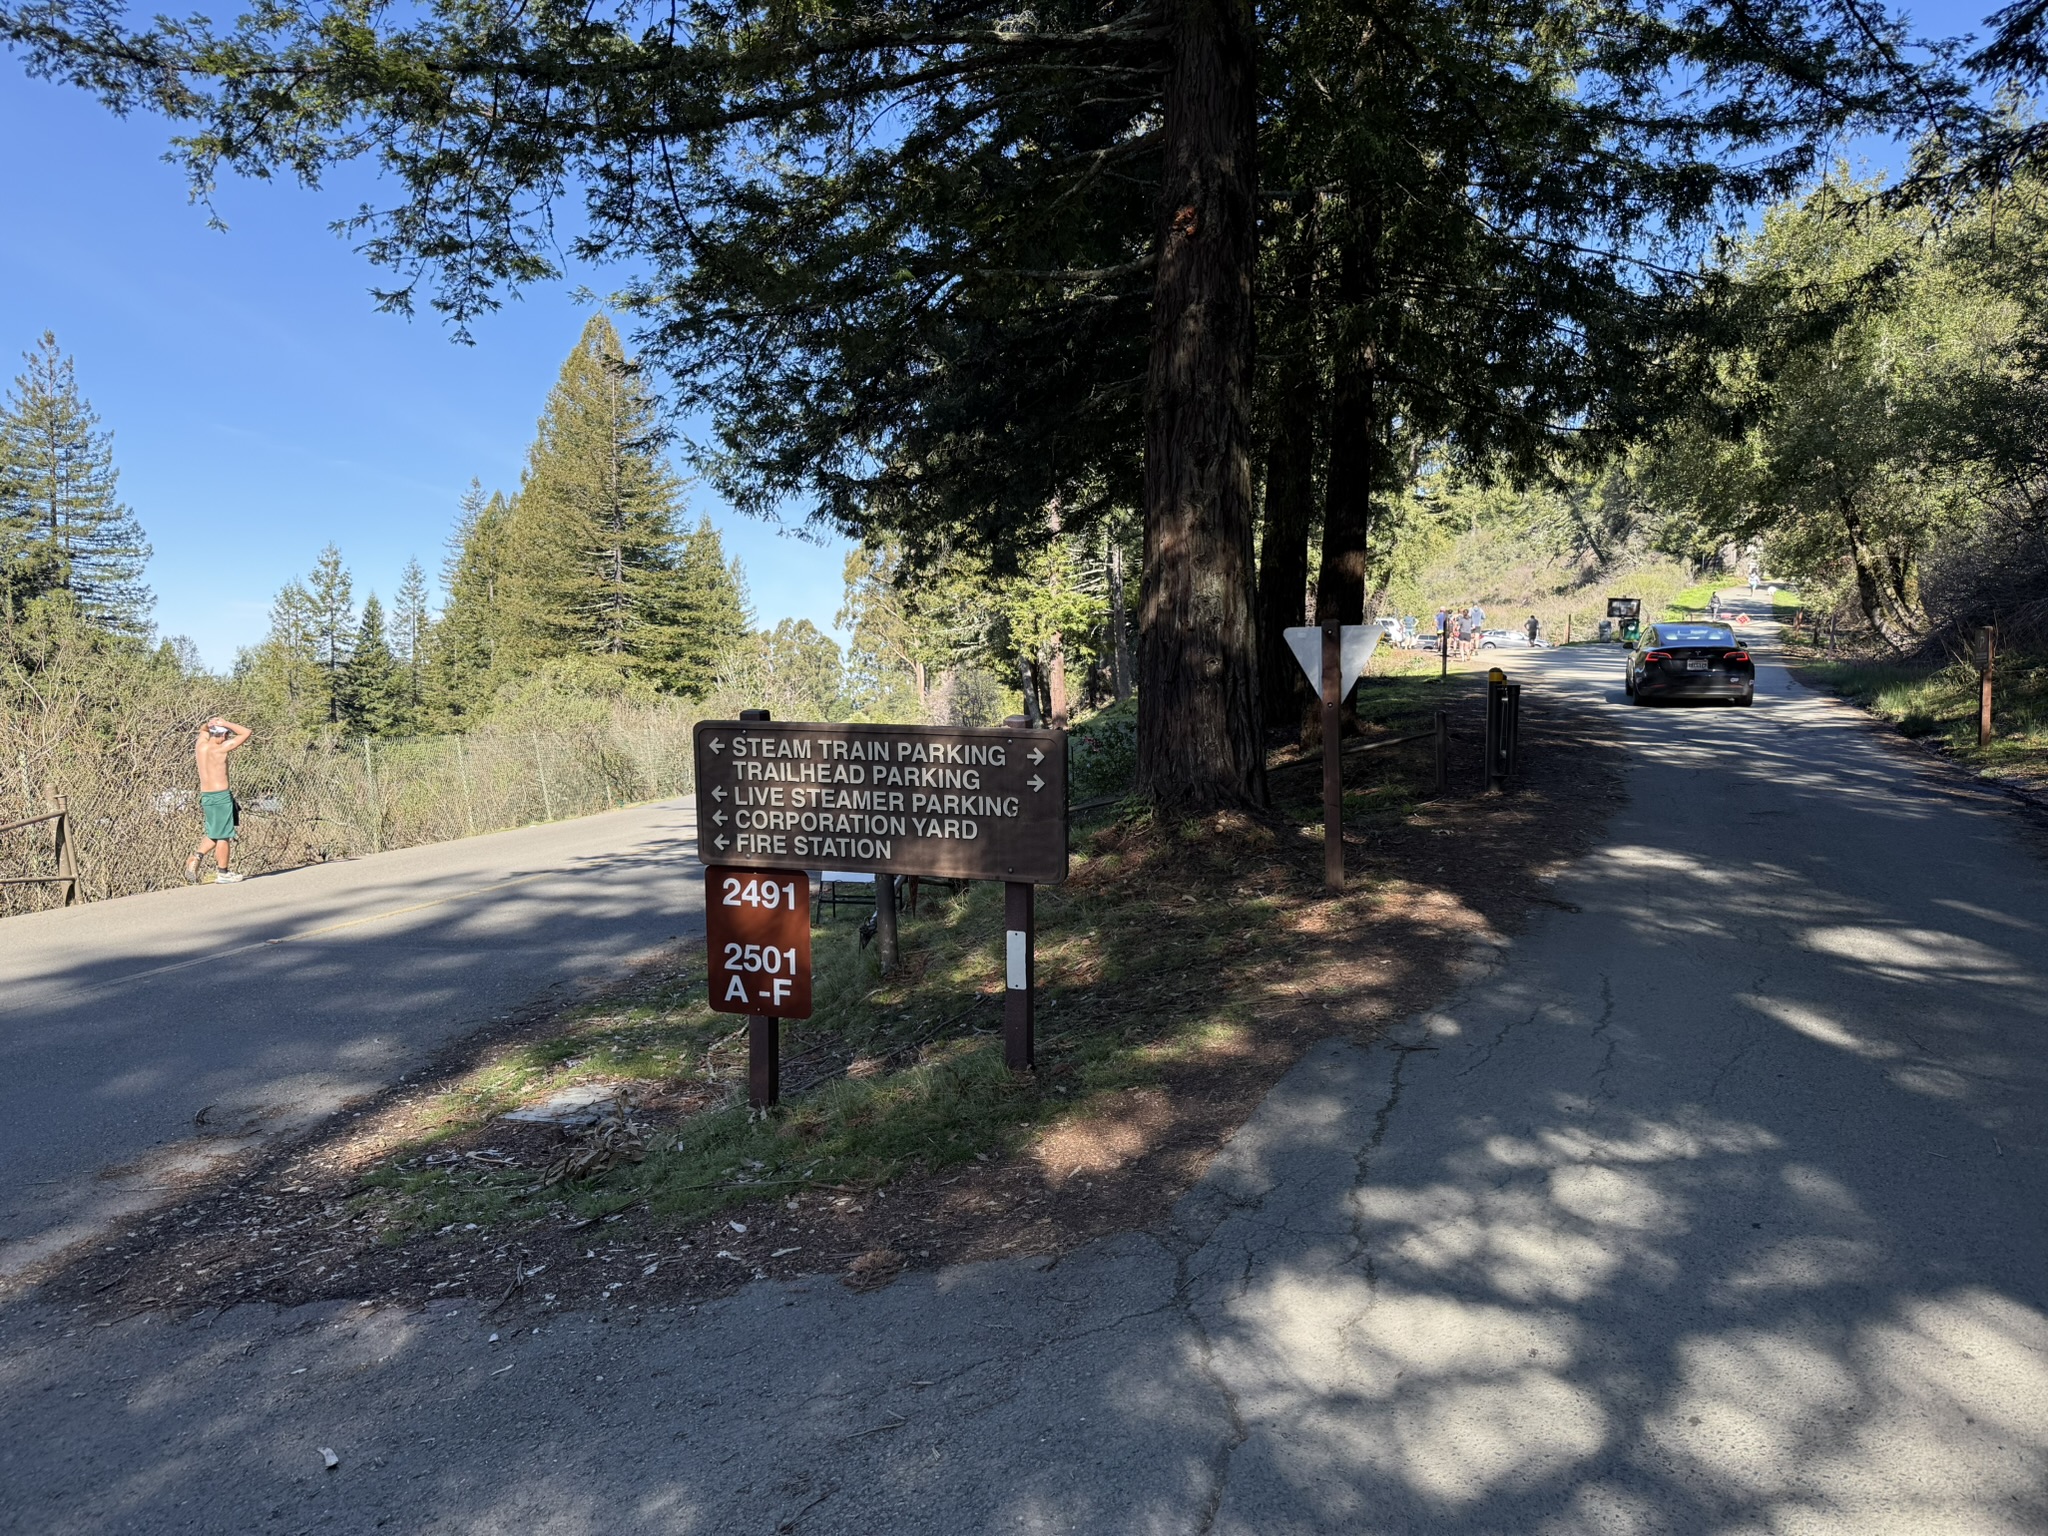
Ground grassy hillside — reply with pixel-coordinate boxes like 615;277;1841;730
1379;497;1716;643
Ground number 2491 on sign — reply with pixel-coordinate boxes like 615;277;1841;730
704;866;813;1018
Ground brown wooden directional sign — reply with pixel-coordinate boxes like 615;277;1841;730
705;866;813;1019
692;720;1068;885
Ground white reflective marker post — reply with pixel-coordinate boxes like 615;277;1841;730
1005;880;1035;1071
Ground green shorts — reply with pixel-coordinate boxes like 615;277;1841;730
201;790;239;841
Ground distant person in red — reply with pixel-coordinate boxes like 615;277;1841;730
184;717;253;885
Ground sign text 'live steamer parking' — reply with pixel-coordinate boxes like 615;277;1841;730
692;720;1068;885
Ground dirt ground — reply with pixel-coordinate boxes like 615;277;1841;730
40;676;1625;1324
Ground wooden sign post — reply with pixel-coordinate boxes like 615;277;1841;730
704;866;814;1108
695;717;1068;1096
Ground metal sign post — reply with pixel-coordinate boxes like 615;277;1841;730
1483;668;1522;793
1282;624;1381;893
1321;623;1343;889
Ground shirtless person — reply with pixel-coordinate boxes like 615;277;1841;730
184;717;253;884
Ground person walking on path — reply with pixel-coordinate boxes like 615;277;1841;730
1526;614;1541;647
184;717;252;885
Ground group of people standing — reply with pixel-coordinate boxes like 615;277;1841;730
1434;604;1490;658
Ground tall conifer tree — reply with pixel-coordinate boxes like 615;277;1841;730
339;592;409;735
235;578;325;732
391;556;432;717
432;481;510;722
0;333;152;633
668;514;751;697
305;543;357;723
499;316;687;681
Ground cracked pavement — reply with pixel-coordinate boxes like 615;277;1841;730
5;617;2047;1534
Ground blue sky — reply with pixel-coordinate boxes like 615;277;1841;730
0;75;851;672
0;0;1991;671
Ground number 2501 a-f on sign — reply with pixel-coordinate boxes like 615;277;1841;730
705;867;812;1018
692;719;1068;884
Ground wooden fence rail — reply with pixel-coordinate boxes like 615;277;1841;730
0;794;80;906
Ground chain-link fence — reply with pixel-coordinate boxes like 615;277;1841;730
1;698;713;916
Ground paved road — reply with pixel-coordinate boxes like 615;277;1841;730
0;797;705;1281
5;608;2046;1534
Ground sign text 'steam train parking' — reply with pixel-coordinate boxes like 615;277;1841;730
691;720;1069;885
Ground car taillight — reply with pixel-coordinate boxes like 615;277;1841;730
1642;650;1672;663
1723;650;1749;663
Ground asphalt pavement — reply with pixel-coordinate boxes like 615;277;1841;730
0;797;706;1282
4;604;2045;1534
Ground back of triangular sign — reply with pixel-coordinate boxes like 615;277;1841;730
1283;625;1383;698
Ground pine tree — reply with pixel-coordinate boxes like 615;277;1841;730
0;509;65;651
431;481;510;724
391;556;432;719
498;316;688;681
339;592;409;735
305;543;357;724
0;333;152;633
235;578;325;732
666;514;751;697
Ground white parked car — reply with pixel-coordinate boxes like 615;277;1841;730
1479;628;1543;649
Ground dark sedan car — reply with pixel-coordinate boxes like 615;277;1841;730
1626;622;1755;705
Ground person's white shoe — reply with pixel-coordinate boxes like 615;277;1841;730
212;870;246;884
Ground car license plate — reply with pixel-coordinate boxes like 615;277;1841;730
1686;659;1709;671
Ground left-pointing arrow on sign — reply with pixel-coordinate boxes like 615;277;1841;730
712;811;727;825
708;738;725;753
714;835;729;850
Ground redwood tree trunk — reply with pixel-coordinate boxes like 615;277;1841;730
1257;202;1320;734
1109;540;1133;702
1137;0;1263;813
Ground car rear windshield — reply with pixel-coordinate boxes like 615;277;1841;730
1656;626;1736;645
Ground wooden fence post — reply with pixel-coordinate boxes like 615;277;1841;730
53;792;78;906
1979;627;1997;749
875;874;899;973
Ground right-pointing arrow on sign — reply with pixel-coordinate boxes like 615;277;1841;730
1027;746;1045;765
1027;774;1045;792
